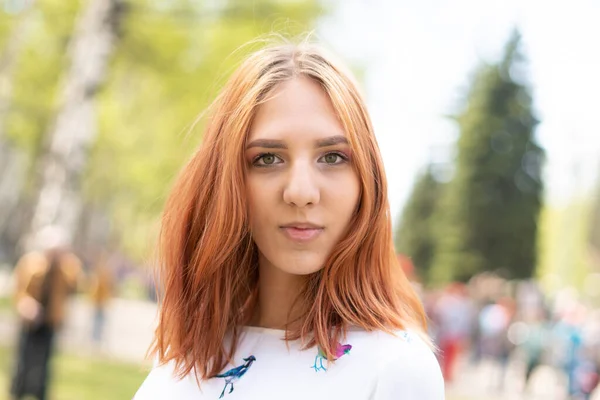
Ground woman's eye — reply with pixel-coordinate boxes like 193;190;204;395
262;154;276;165
320;153;345;165
254;153;282;166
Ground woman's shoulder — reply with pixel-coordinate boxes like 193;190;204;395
347;328;445;399
346;326;430;351
376;330;445;399
134;360;200;400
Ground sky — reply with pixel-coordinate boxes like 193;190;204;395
318;0;600;223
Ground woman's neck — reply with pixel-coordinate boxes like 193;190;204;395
250;255;306;330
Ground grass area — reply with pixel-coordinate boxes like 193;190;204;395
0;346;150;400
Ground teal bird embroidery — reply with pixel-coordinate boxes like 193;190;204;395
215;356;256;398
312;343;352;372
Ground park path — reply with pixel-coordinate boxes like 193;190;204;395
0;297;157;364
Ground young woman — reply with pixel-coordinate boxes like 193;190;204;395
135;41;444;400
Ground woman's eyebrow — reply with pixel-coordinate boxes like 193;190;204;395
246;139;287;149
315;135;348;148
246;135;348;150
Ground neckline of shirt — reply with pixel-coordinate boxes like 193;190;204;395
242;326;286;336
241;325;371;336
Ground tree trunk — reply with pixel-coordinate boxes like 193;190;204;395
23;0;123;251
0;4;37;261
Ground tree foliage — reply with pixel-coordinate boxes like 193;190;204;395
430;30;545;283
395;166;444;283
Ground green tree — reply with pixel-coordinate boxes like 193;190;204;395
430;30;544;283
395;166;444;283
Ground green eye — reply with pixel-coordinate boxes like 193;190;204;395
324;154;340;164
262;154;275;164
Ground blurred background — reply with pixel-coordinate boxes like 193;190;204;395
0;0;599;399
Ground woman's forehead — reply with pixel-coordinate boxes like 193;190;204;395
248;77;345;143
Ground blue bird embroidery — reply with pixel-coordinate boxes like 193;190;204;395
215;356;256;398
312;343;352;372
399;331;412;343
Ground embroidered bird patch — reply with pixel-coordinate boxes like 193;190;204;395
215;355;256;398
399;331;412;343
312;343;352;372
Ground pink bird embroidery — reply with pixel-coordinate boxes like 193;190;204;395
311;343;352;372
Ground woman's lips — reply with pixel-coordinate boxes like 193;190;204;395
280;226;323;242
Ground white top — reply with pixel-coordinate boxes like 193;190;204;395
134;327;445;400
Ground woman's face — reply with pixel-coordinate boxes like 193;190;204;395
246;77;360;276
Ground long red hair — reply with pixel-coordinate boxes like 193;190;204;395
151;40;429;380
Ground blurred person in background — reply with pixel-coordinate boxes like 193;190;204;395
518;304;551;393
576;309;600;399
552;302;600;400
88;252;114;346
423;289;442;347
477;296;515;392
9;226;83;400
552;302;584;399
433;282;475;383
134;40;444;399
